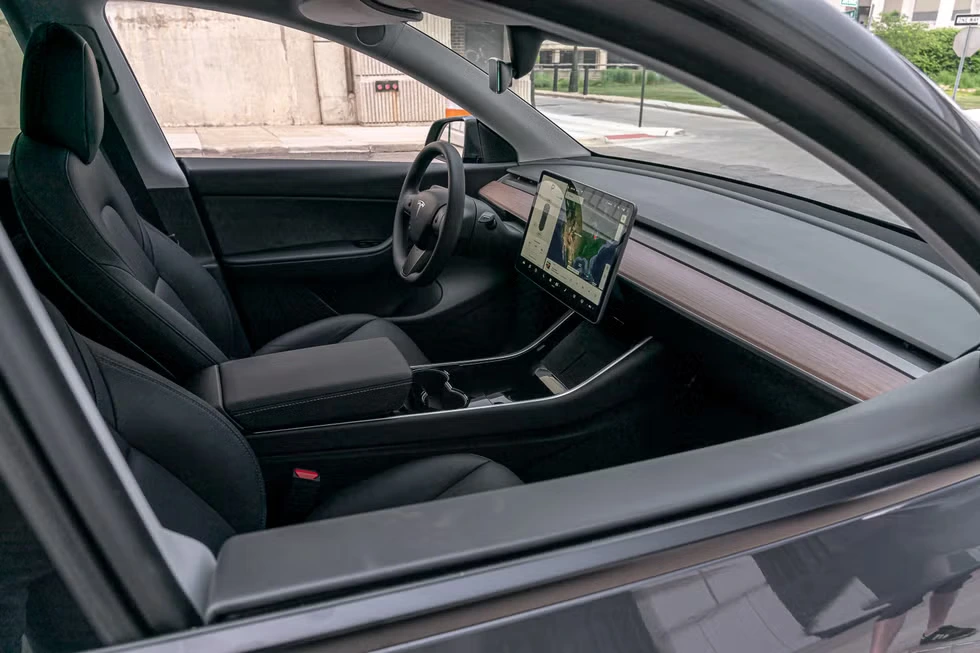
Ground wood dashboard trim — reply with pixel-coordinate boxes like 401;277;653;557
479;180;913;401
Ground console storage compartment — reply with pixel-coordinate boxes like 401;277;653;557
188;338;412;431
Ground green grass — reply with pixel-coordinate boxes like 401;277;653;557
533;71;721;107
588;83;722;106
949;89;980;109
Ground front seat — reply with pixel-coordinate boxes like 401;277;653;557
42;297;521;552
1;298;521;652
10;23;427;380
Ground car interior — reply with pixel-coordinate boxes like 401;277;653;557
2;0;980;649
2;18;866;517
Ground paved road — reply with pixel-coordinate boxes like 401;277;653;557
536;96;900;225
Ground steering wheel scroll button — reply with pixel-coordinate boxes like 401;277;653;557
478;211;497;230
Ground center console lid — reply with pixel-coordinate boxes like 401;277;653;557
188;338;412;431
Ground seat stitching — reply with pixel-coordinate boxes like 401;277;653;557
142;226;240;352
235;380;411;415
14;176;224;367
11;161;172;376
434;458;492;500
141;217;153;262
93;353;266;518
65;328;116;427
79;38;90;161
263;319;371;354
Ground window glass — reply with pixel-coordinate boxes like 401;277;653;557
422;21;902;226
530;54;898;223
105;2;454;161
0;479;96;652
0;15;21;154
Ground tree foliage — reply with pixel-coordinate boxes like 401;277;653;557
872;11;980;78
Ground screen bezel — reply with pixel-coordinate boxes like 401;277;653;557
516;171;638;323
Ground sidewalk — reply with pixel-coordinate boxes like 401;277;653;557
164;124;431;157
536;90;749;121
163;113;684;157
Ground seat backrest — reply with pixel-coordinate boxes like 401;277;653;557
43;296;266;551
10;23;250;379
0;297;265;652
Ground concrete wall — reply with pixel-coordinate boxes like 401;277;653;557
105;3;460;127
106;4;325;127
0;4;535;143
0;18;21;130
313;37;354;124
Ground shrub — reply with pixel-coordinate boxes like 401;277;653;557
602;68;634;84
933;69;980;88
872;11;980;77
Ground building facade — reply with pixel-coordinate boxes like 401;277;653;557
828;0;980;27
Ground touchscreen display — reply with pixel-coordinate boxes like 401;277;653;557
517;172;637;323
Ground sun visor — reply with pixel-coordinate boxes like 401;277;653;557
298;0;421;26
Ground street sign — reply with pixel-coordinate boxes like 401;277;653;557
953;26;980;57
952;23;980;100
955;13;980;25
840;0;858;6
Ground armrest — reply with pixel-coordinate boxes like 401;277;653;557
188;338;412;431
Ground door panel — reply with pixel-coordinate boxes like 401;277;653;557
204;197;392;257
182;158;518;358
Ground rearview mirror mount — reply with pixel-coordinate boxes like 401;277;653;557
488;57;513;94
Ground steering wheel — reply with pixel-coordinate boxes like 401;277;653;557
392;141;465;285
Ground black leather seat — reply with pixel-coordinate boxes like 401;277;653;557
47;296;522;553
0;298;520;652
10;23;427;380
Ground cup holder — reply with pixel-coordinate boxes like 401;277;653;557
409;369;469;411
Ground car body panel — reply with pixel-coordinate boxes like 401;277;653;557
6;0;980;652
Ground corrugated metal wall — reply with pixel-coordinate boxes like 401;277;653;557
351;15;450;124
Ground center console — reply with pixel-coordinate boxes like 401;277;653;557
405;312;636;413
186;169;659;456
187;338;413;431
186;309;660;455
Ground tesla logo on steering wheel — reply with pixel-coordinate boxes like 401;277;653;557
417;200;426;211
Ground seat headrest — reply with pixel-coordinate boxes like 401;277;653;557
21;23;103;164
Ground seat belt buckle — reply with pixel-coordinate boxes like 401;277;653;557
284;468;320;520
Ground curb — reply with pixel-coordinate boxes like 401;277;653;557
575;127;685;148
535;90;749;121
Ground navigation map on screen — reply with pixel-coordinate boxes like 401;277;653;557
517;172;637;323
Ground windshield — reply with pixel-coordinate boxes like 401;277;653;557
418;22;904;226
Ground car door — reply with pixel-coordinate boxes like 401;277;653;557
10;0;980;652
103;4;522;356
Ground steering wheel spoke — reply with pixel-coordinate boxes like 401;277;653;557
432;206;447;232
402;192;417;215
402;245;430;276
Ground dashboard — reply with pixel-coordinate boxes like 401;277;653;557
477;161;977;402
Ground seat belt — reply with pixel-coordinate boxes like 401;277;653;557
100;108;172;238
100;108;219;264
